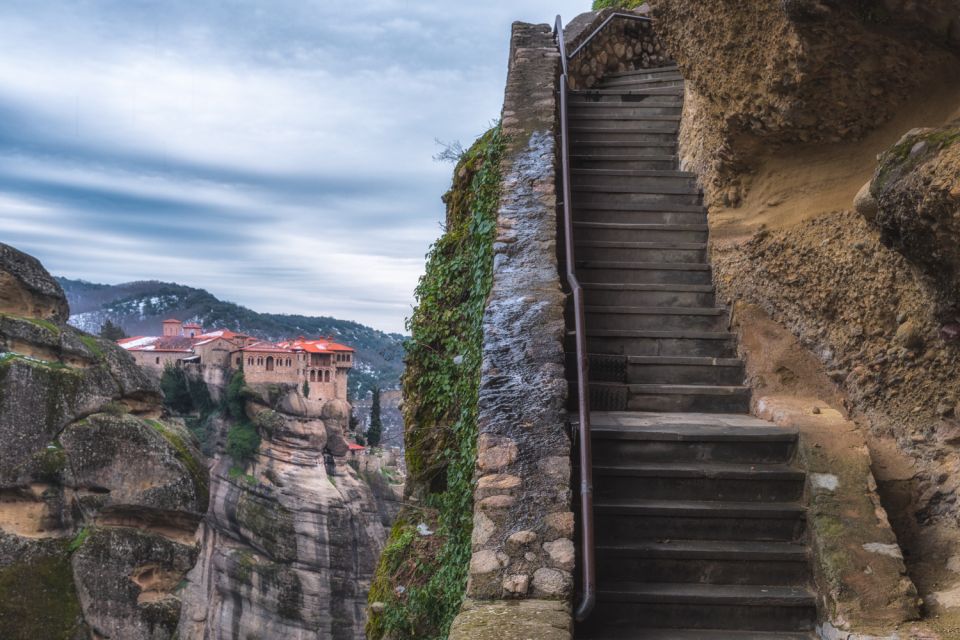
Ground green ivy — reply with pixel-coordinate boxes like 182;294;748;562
367;124;504;639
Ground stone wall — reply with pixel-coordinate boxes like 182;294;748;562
565;9;671;90
449;19;573;640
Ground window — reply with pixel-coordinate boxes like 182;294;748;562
236;357;241;366
287;358;292;367
310;370;316;382
156;357;160;364
324;370;330;382
266;356;275;372
248;357;253;366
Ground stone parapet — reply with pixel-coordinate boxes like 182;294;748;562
564;8;671;90
453;19;574;636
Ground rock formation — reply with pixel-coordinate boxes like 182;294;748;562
0;242;207;640
648;0;958;205
858;123;960;313
177;382;398;639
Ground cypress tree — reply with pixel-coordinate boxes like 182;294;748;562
366;387;382;447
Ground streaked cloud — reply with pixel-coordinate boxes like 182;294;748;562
0;0;587;333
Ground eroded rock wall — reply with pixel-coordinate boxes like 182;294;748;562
648;0;958;206
0;242;207;640
177;392;394;639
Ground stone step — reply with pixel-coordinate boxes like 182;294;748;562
581;283;716;308
569;92;683;105
628;383;751;413
594;499;807;543
593;461;805;502
569;102;683;118
599;75;684;90
571;200;706;214
570;141;678;157
576;262;712;286
573;189;703;208
603;65;680;80
581;583;816;633
570;128;679;146
570;154;679;171
581;306;725;331
577;630;816;640
588;412;799;465
583;382;751;413
576;328;738;358
572;222;708;244
571;169;696;191
574;353;745;386
574;241;707;263
568;113;681;125
573;87;685;98
574;208;707;225
595;540;811;586
628;355;744;385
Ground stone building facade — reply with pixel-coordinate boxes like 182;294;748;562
118;319;354;403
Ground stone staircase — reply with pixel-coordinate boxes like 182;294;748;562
565;66;818;639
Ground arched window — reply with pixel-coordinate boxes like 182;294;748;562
247;357;253;366
324;370;330;382
287;358;292;367
310;370;316;382
266;356;274;371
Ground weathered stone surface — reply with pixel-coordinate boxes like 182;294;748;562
864;125;960;313
757;396;920;633
542;539;575;572
0;242;69;322
564;9;669;90
72;527;197;640
531;568;572;599
648;0;958;204
0;245;203;639
459;19;573;613
449;599;572;640
177;398;391;639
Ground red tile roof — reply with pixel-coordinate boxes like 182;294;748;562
348;443;366;451
278;338;354;353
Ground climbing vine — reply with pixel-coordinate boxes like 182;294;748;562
366;124;504;640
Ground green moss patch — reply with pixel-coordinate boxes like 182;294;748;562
235;491;298;562
367;124;503;639
0;543;85;639
147;419;209;510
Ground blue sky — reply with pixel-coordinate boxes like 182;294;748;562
0;0;587;333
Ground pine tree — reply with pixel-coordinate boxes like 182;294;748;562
366;387;382;447
99;319;127;341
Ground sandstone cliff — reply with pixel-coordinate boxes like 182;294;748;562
177;382;400;639
0;243;207;639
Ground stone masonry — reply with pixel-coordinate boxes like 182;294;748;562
449;20;573;640
565;9;672;90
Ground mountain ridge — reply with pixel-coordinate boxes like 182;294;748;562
57;276;406;398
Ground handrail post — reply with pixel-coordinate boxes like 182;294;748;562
555;14;595;624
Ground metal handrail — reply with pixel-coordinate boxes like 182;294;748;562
554;13;594;624
554;9;656;624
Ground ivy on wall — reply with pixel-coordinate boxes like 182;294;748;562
366;124;504;640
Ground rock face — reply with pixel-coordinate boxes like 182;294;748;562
177;390;396;639
648;0;957;205
0;243;207;640
860;124;960;312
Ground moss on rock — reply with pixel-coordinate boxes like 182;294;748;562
368;125;503;640
0;539;86;640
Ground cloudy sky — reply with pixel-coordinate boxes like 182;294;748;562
0;0;587;333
